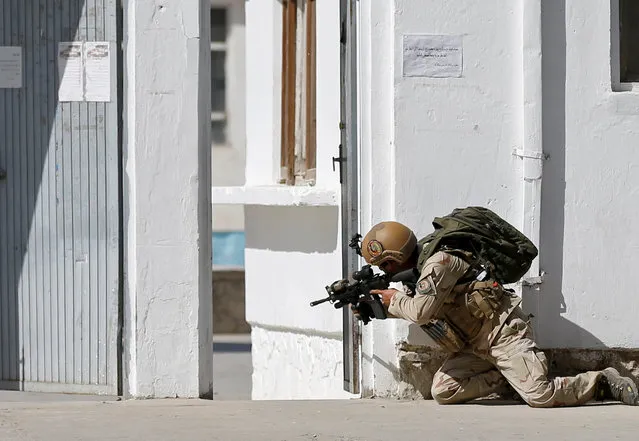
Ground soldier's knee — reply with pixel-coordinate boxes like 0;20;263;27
516;383;555;408
431;387;458;404
430;379;462;404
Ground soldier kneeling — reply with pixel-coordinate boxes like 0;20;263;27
356;220;639;408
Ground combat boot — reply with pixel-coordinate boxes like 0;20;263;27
595;367;639;405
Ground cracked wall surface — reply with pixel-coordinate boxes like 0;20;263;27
123;0;212;398
251;326;355;400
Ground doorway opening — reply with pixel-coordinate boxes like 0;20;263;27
209;0;252;400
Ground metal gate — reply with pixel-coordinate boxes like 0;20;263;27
0;0;120;394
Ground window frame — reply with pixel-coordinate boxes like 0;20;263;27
210;4;229;147
279;0;317;186
619;0;639;83
612;0;639;90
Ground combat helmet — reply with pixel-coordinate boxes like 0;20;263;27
361;221;417;267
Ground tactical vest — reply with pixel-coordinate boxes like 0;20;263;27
421;281;511;353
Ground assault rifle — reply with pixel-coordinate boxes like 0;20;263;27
309;234;421;325
310;264;389;325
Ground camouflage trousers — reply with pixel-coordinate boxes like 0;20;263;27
431;314;602;408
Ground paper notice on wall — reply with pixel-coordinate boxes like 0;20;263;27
0;46;23;88
402;35;463;78
58;41;111;102
58;42;84;101
84;42;111;102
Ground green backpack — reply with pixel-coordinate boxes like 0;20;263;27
416;206;538;285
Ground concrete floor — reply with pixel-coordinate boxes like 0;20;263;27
0;339;638;440
0;397;636;440
212;333;252;400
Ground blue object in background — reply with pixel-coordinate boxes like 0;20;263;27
212;231;246;267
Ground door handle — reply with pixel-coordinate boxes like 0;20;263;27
332;144;345;184
0;168;5;180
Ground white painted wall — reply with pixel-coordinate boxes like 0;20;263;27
359;0;525;397
122;0;213;398
243;203;352;400
358;0;639;398
239;0;354;400
244;0;281;186
357;0;401;398
239;0;639;400
533;0;639;349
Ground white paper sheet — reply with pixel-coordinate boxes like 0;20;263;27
0;46;23;88
402;35;463;78
58;42;84;102
58;41;111;102
84;42;111;102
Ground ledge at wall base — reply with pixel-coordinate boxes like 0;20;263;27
246;322;344;340
212;185;339;207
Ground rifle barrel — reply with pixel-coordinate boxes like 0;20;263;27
310;297;331;307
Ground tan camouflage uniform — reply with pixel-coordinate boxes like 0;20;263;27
387;250;602;408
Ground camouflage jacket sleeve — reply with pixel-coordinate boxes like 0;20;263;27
387;251;470;325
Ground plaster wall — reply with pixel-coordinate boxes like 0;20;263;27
533;0;639;350
243;0;352;399
122;0;213;398
251;326;352;400
360;0;525;398
244;0;280;186
244;205;351;399
243;0;639;400
359;0;639;399
392;0;523;233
